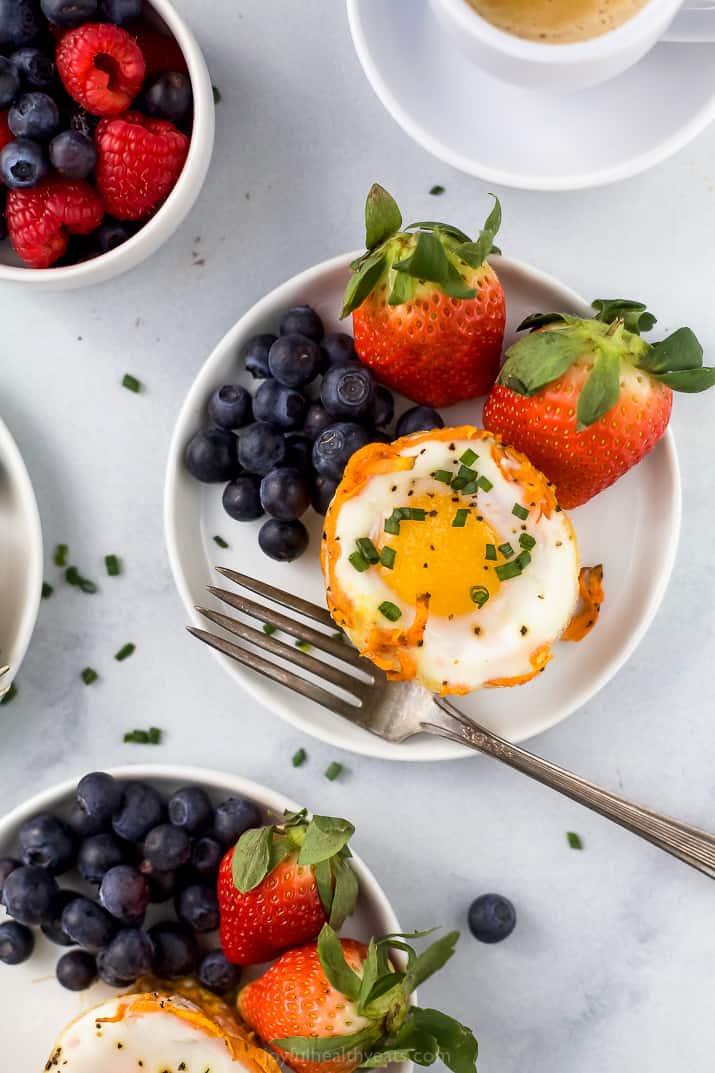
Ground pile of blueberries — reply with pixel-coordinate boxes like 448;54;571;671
185;304;444;562
0;772;260;993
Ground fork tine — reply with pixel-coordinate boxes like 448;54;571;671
187;627;364;720
215;567;335;629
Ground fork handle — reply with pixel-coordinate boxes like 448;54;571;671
426;699;715;879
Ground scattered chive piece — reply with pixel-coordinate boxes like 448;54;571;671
519;533;536;550
0;682;17;705
460;448;478;466
457;464;477;481
349;551;370;573
115;643;135;662
263;623;277;636
295;640;311;652
469;585;490;608
41;582;53;599
65;566;80;585
212;84;222;103
384;515;400;535
433;469;453;484
498;542;514;559
54;544;69;567
380;546;396;569
325;761;343;781
496;560;522;581
79;578;97;594
567;831;583;850
81;667;99;686
355;537;379;564
378;601;402;622
429;184;445;195
213;535;229;549
332;629;346;642
124;727;162;745
122;373;141;393
452;509;469;528
450;476;467;491
485;544;497;561
477;475;493;492
515;549;532;571
148;727;162;744
512;502;529;520
292;748;307;768
400;507;426;521
105;554;121;576
461;480;477;495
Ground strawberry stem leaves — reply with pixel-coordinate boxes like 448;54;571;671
231;826;273;892
655;367;715;392
592;298;657;334
298;815;355;865
638;326;703;373
576;350;621;430
499;328;587;396
341;251;388;318
317;924;363;1000
365;184;402;250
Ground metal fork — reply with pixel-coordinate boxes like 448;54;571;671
189;568;715;880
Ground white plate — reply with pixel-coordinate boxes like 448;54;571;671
164;251;680;761
0;417;43;696
0;765;404;1072
347;0;715;191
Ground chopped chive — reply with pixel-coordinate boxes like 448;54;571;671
399;507;426;521
498;542;514;559
460;448;478;466
115;643;135;662
325;761;343;781
512;502;529;520
104;554;121;576
461;480;477;495
519;533;536;551
292;748;307;768
469;585;490;608
450;476;467;491
263;623;277;636
81;667;99;686
384;515;401;535
0;682;17;705
429;184;445;195
41;581;54;599
124;730;149;744
567;831;583;850
378;601;402;622
355;537;379;564
79;578;97;594
457;464;477;481
452;509;469;528
54;544;68;567
212;83;222;103
213;535;229;549
380;546;396;569
485;544;497;561
65;566;80;585
515;549;532;571
147;727;162;744
477;475;493;492
349;551;370;572
295;640;311;652
496;560;523;581
122;373;141;393
432;469;453;484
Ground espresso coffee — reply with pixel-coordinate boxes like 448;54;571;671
464;0;650;43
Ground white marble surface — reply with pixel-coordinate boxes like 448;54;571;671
1;1;714;1069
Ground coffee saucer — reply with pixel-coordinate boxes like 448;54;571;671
347;0;715;190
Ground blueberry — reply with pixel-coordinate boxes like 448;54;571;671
99;0;142;23
96;947;134;988
40;0;98;26
0;138;47;188
260;467;311;521
208;384;252;430
252;380;307;432
143;71;192;124
198;949;241;994
168;786;213;835
372;385;395;428
143;824;192;872
102;927;155;982
213;797;262;848
222;475;264;522
61;896;117;952
0;858;20;899
467;893;516;943
0;0;41;47
56;949;97;991
9;92;60;140
77;833;125;884
18;813;74;874
190;835;224;879
283;434;313;471
269;334;322;388
321;332;356;365
311;474;339;515
149;920;199;977
175;883;219;933
69;105;98;140
258;518;309;561
10;47;54;89
41;889;79;946
0;921;34;965
185;428;239;483
312;422;372;480
66;801;107;839
100;865;149;925
240;333;277;379
279;305;323;343
145;868;178;903
303;403;333;441
238;422;286;475
49;129;96;178
77;772;122;826
321;363;375;421
96;218;133;253
395;405;444;437
112;782;165;843
2;866;57;925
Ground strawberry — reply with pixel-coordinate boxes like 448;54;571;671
238;924;477;1073
56;23;146;117
483;299;715;508
218;810;358;966
6;178;104;268
342;184;505;408
94;109;189;220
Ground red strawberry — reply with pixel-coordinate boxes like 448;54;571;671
217;811;358;966
56;23;146;117
343;184;506;408
238;924;476;1073
483;299;715;508
6;178;104;268
94;110;189;220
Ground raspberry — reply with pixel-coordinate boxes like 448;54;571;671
6;178;104;268
56;22;145;117
95;110;189;220
133;26;187;77
0;110;12;152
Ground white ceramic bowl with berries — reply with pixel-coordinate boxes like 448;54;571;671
0;0;214;289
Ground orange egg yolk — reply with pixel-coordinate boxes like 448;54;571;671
377;494;503;618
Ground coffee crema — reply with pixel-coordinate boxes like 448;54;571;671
464;0;650;43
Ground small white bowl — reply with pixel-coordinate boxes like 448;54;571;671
0;0;215;290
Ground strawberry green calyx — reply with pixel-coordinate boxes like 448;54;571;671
231;810;357;929
342;183;501;318
500;298;715;430
275;925;478;1073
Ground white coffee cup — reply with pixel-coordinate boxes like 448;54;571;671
429;0;715;90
